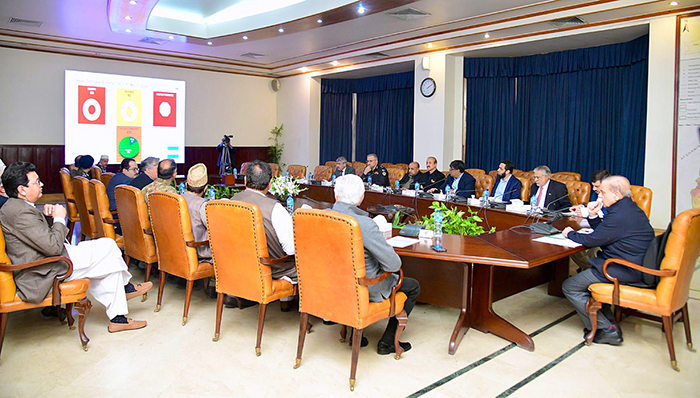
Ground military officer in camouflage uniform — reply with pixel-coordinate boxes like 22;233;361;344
142;159;178;206
360;153;390;187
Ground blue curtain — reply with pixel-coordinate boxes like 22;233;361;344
463;35;648;185
320;71;414;163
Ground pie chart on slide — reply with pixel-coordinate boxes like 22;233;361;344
118;136;140;158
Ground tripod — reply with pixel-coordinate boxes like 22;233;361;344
218;142;233;175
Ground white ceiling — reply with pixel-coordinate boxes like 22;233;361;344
0;0;696;78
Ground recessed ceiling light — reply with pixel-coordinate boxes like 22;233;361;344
242;35;248;40
427;43;433;48
129;0;137;4
331;61;339;66
300;67;308;72
670;1;679;5
317;19;323;23
168;35;174;40
358;5;366;14
484;33;490;38
207;41;213;45
125;29;131;33
125;16;132;21
278;27;284;33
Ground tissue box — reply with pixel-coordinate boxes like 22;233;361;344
401;190;416;197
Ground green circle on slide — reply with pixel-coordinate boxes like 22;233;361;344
118;136;140;158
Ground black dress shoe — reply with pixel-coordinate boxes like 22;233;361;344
377;340;412;355
223;295;239;308
348;336;369;347
592;329;623;345
280;300;293;312
204;285;217;299
583;328;590;339
41;306;65;318
323;320;336;326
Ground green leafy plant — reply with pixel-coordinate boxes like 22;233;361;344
392;212;406;228
211;185;241;200
418;201;495;236
268;124;285;167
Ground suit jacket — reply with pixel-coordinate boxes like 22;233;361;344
440;172;476;198
398;171;427;189
106;172;133;210
0;198;70;303
129;173;153;190
332;165;356;178
0;195;7;210
529;179;572;211
423;170;446;191
491;175;523;202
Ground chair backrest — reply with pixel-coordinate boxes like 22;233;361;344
475;174;494;197
516;170;535;186
148;192;199;275
205;200;274;302
269;163;280;177
515;176;530;201
630;185;652;218
100;172;115;186
381;163;394;169
240;162;251;176
72;177;96;239
488;170;498;182
386;167;406;187
655;208;700;312
90;166;102;181
115;185;157;263
552;171;581;181
565;180;591;206
442;171;449;178
351;162;366;176
0;226;18;304
466;169;485;179
287;164;307;179
395;163;409;173
59;168;79;221
313;165;332;181
293;209;369;328
88;179;116;240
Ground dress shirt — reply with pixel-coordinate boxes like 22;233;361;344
535;181;550;208
494;175;511;201
250;190;294;255
451;173;463;192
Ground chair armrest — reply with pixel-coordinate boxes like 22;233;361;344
88;209;94;215
110;209;118;216
66;198;77;204
0;256;74;306
103;218;119;225
143;228;153;235
357;269;404;318
601;258;677;307
186;240;210;248
357;272;393;286
260;255;294;266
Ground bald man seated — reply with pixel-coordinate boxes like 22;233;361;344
397;161;426;189
561;176;655;345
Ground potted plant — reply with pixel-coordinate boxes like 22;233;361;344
268;124;284;167
393;201;495;236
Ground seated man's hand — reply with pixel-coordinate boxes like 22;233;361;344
51;204;67;219
587;201;603;217
562;226;574;238
363;165;371;175
427;188;437;193
570;205;584;218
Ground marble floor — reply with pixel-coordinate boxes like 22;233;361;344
1;257;699;398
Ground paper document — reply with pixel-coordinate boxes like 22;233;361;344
386;236;419;248
533;234;582;248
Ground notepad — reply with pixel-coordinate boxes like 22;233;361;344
533;234;582;248
386;236;420;248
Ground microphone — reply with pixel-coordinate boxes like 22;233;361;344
544;193;572;211
492;187;521;203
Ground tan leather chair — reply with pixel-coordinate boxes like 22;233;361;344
325;161;336;167
90;166;102;181
205;200;296;355
115;185;158;299
72;177;98;241
552;171;581;181
269;163;280;177
516;171;535;186
292;209;409;391
88;180;123;248
59;168;80;240
488;170;498;182
0;226;92;358
585;208;700;371
386;167;406;187
381;162;394;169
395;163;409;173
442;171;449;178
240;162;251;176
565;180;591;206
631;185;652;218
312;165;332;181
287;164;307;179
475;174;494;198
148;192;214;325
466;168;486;179
515;176;530;201
100;172;115;186
351;162;366;176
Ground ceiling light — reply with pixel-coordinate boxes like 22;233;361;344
207;41;213;45
484;33;490;38
331;61;339;66
129;0;137;4
358;4;366;14
278;27;284;33
427;43;433;48
300;67;308;72
242;35;248;40
670;1;679;5
125;28;131;33
317;19;323;23
125;16;132;21
168;35;174;40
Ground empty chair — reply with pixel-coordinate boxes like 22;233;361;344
565;180;591;206
88;179;123;248
59;168;81;240
475;174;494;198
72;177;98;241
292;209;409;391
386;167;406;187
100;172;115;186
205;200;296;355
630;185;652;218
312;165;332;181
287;164;307;179
148;192;214;325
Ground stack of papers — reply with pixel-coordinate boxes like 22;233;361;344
386;236;419;248
533;233;582;248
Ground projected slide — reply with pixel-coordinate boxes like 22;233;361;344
65;70;185;164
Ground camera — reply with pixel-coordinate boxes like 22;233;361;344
222;134;233;143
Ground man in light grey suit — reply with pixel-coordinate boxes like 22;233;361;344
0;162;151;332
331;174;420;355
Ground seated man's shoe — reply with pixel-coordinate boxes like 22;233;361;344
280;300;293;312
592;328;623;346
108;316;147;333
125;281;153;300
41;306;66;318
323;320;337;326
583;328;590;339
204;285;217;299
223;295;238;308
224;295;257;309
348;335;369;347
377;340;412;355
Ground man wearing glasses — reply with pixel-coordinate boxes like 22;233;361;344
529;165;571;211
107;158;138;211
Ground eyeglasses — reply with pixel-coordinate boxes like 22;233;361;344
128;167;139;171
533;175;543;180
26;178;42;187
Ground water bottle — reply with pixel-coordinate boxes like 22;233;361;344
445;185;451;201
368;175;373;185
233;168;238;178
415;182;420;192
482;189;489;207
286;196;294;214
178;182;185;195
207;186;216;200
433;209;443;250
308;172;313;181
530;194;538;214
395;180;400;190
285;171;289;178
331;174;336;183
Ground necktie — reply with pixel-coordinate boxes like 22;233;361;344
536;186;544;207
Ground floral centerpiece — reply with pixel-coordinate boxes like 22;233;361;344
269;175;306;202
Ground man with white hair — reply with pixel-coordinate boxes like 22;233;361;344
561;176;655;345
332;174;420;355
98;155;109;173
332;156;356;178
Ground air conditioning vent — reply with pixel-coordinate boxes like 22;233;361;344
240;52;266;59
386;8;431;21
364;52;390;59
548;16;586;28
7;17;43;28
139;37;168;45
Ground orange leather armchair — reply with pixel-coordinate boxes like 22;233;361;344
565;180;591;206
488;170;498;182
115;185;158;300
240;162;251;176
205;200;296;355
287;165;307;179
351;162;366;176
0;227;92;358
475;174;494;198
148;192;214;325
269;163;280;177
386;167;406;187
395;163;409;173
90;166;102;181
292;209;409;391
630;185;652;218
88;180;123;248
381;162;394;169
466;168;486;179
552;171;581;181
59;168;80;241
585;208;700;371
515;176;530;201
100;172;115;186
312;165;332;181
72;177;98;241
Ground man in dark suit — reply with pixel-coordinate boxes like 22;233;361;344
529;165;571;211
360;153;390;187
424;156;446;193
0;162;151;332
107;158;138;211
561;176;655;345
398;161;426;189
491;160;523;202
332;156;356;178
129;156;159;190
439;160;476;198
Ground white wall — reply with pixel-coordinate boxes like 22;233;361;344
0;47;277;147
276;74;320;169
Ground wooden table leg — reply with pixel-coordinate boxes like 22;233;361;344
448;263;471;355
547;257;569;297
471;264;535;351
